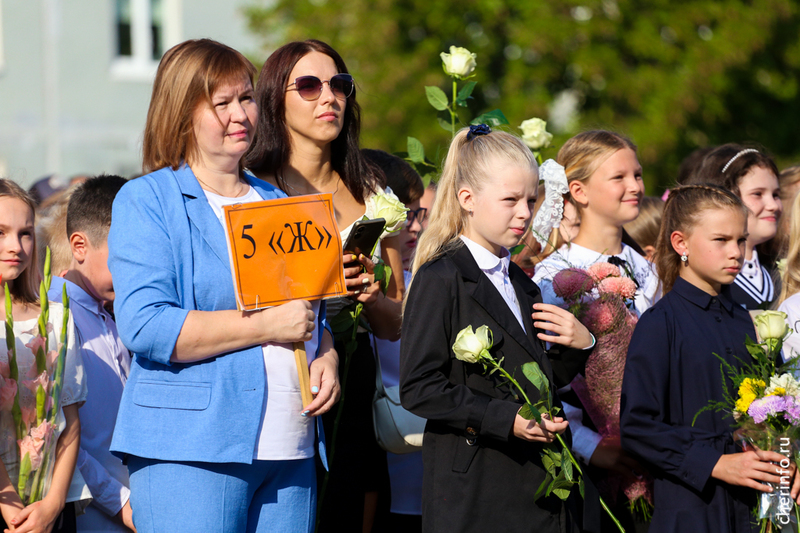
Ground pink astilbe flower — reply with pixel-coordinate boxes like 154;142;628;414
598;276;637;300
0;378;17;411
22;371;49;395
552;268;595;301
17;436;45;471
587;262;620;282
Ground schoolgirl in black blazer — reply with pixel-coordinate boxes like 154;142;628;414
399;127;593;533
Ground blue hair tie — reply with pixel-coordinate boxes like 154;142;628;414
467;124;491;140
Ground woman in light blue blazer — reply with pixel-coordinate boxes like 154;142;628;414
107;39;340;533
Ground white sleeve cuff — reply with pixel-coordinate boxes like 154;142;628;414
562;401;603;463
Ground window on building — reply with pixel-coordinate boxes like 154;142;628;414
111;0;179;80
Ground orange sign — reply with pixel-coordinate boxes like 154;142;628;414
223;193;346;310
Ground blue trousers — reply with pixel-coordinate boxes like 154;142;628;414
128;456;316;533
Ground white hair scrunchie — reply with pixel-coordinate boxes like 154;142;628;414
530;159;569;248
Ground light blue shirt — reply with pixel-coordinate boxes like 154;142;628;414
49;277;131;532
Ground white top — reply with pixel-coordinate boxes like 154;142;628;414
532;242;660;462
373;270;423;516
204;188;319;460
778;293;800;362
460;236;526;331
48;277;131;532
0;302;90;504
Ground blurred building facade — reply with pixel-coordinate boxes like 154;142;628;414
0;0;259;187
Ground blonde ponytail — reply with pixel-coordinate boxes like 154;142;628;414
407;126;538;295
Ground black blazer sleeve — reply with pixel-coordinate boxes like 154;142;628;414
399;261;520;442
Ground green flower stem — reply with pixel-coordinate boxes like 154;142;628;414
483;355;625;533
5;284;24;442
451;79;458;138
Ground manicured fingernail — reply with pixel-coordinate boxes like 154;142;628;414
312;386;319;393
352;254;358;262
361;277;370;285
301;412;308;417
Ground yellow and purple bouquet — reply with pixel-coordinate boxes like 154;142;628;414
695;310;800;531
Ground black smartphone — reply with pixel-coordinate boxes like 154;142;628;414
342;218;385;264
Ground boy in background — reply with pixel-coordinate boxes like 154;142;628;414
48;175;134;533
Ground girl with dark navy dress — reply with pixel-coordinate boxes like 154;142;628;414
686;145;783;309
620;185;797;533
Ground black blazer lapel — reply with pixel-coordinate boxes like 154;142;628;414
451;244;539;358
510;264;545;353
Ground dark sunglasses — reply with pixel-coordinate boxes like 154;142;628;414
407;207;427;225
286;74;355;101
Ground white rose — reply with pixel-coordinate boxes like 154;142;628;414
452;325;493;364
440;46;477;79
369;191;408;236
754;310;790;342
519;118;553;150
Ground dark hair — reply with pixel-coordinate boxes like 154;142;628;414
244;39;380;203
143;39;256;173
654;185;747;294
66;175;128;245
361;149;423;205
676;146;715;185
688;143;779;195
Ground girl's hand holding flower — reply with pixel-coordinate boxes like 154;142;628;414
512;412;568;443
532;303;593;349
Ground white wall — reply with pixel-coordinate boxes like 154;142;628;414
0;0;261;187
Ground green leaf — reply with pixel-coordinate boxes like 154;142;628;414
522;361;550;394
437;117;453;132
456;81;476;107
534;473;552;501
579;478;585;499
509;244;525;255
561;453;574;482
552;488;571;500
407;137;426;163
471;109;510;127
518;403;540;422
373;260;386;282
381;264;393;294
425;86;449;111
744;337;765;359
541;452;557;477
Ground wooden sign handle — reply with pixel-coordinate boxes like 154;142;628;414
294;341;314;408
